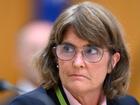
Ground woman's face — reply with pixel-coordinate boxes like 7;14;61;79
57;27;111;94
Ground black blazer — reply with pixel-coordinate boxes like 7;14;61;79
9;86;139;105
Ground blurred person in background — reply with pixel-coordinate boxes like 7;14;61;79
0;21;52;105
1;0;70;104
9;1;139;105
15;20;52;94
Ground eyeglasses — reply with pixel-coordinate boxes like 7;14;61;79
53;43;105;63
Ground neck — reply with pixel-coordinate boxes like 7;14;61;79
69;87;104;105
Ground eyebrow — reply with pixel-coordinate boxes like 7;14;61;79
61;42;75;47
61;41;95;48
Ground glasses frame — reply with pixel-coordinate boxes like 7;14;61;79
53;44;107;63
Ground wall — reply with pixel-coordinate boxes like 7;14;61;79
0;0;29;100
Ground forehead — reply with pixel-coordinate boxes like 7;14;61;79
62;27;89;47
59;25;106;48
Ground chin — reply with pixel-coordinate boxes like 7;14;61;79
66;81;88;92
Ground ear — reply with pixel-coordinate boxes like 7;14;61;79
108;52;120;73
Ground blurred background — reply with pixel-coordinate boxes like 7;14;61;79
0;0;140;104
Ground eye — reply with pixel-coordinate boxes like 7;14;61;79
85;46;98;55
61;44;74;53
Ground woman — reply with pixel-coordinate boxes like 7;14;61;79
10;1;139;105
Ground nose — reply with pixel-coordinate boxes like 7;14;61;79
73;52;85;68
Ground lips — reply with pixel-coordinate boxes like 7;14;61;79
69;74;90;80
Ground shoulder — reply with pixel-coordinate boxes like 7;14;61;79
107;95;139;105
9;87;56;105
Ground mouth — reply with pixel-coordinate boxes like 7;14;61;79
69;74;90;80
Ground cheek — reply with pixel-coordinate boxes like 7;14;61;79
88;55;110;84
90;64;108;81
58;60;70;77
87;66;107;89
58;60;73;87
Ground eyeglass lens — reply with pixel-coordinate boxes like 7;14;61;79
55;43;103;63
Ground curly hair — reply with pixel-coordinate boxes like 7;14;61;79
36;1;130;99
